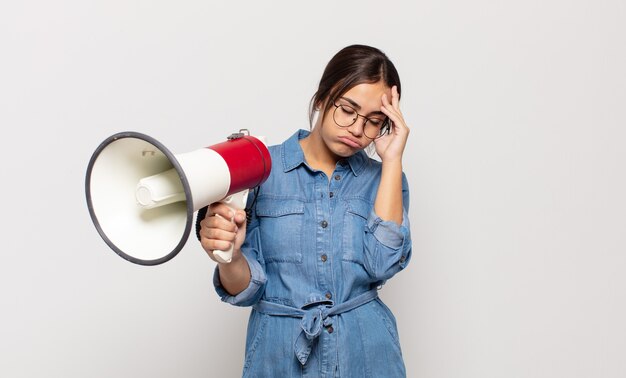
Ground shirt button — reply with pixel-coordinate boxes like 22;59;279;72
400;256;406;263
321;254;327;262
334;175;341;181
329;192;334;198
320;220;328;228
326;326;334;334
325;292;332;300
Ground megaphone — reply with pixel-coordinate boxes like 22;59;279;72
85;130;271;266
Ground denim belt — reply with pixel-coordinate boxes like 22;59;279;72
252;288;378;365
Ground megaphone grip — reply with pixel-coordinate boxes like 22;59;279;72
210;189;249;264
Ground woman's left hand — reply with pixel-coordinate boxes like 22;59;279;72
374;85;410;163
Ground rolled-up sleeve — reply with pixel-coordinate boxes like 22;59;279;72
362;173;412;281
196;200;267;307
213;232;267;307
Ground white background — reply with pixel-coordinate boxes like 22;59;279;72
1;1;625;377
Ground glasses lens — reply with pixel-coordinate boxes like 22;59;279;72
363;117;386;139
334;104;358;127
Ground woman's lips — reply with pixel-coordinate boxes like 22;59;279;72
338;136;361;148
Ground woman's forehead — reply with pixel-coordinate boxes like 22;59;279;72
340;82;391;109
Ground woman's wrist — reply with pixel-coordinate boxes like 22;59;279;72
217;248;251;296
217;248;244;271
381;158;403;172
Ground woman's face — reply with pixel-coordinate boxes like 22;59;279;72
315;81;392;159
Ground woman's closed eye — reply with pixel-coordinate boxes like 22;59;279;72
368;118;384;126
339;105;356;115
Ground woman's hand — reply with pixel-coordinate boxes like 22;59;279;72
199;202;247;264
374;85;410;163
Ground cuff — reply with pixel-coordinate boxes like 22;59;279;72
213;249;266;307
366;209;411;250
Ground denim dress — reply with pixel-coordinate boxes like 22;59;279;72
211;130;412;378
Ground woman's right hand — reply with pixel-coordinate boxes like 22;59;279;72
199;202;248;263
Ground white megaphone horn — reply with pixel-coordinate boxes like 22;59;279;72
85;130;271;266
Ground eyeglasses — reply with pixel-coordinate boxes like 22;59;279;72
332;102;390;139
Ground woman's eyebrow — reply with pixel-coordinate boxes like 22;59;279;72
339;96;385;116
340;96;362;109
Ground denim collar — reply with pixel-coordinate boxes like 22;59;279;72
281;129;368;176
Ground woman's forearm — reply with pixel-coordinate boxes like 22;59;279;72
217;250;251;296
374;160;404;225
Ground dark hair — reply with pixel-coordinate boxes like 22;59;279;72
309;44;401;127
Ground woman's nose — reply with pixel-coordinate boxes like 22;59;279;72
348;116;366;136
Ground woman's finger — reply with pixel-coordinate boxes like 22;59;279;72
380;104;404;129
207;202;235;221
201;239;233;254
202;215;237;233
381;93;402;122
200;226;237;243
391;85;400;111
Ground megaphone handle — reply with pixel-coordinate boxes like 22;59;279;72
212;189;250;264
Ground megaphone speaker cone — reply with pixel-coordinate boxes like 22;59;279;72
86;132;194;265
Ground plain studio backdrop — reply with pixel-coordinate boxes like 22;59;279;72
1;1;625;377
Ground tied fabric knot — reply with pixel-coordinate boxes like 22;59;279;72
252;289;379;367
294;306;332;365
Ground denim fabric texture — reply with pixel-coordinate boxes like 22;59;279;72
212;129;412;377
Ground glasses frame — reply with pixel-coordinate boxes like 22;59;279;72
332;102;391;140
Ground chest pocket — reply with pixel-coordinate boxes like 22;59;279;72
255;198;305;264
342;199;372;264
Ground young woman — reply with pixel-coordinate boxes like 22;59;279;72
197;44;412;377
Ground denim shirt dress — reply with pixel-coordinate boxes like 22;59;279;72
211;130;412;378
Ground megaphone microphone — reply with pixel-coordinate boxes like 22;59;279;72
85;130;271;266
